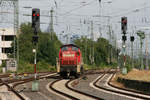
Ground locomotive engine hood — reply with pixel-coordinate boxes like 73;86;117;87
61;51;77;65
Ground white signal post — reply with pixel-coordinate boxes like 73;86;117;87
33;49;37;79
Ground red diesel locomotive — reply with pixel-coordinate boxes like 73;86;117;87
57;44;84;78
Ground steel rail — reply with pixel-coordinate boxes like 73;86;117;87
93;72;150;100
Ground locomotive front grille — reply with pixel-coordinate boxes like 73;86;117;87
69;60;74;65
62;60;76;65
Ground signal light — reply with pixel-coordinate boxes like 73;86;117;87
121;17;127;34
37;13;39;16
122;35;127;41
32;8;40;33
130;36;134;42
33;14;35;16
32;35;39;44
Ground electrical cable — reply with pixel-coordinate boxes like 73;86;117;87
59;0;96;16
108;3;150;18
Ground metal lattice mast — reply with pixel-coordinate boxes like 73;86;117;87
131;39;134;68
13;0;19;70
145;34;149;70
130;35;134;69
137;31;145;70
98;0;102;38
90;21;94;64
50;8;54;40
108;25;112;64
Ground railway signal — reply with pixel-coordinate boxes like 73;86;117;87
32;8;40;44
32;8;40;34
121;17;127;34
121;16;127;74
130;36;134;69
122;35;127;41
32;35;39;43
130;36;134;42
137;31;145;70
32;8;40;92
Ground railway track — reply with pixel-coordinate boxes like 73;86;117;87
108;74;150;100
91;72;150;100
2;69;149;100
0;72;57;100
0;71;54;82
11;69;111;100
0;72;55;87
0;69;110;100
13;72;57;88
49;79;104;100
0;79;25;100
49;69;113;100
108;74;150;95
50;79;79;100
48;69;114;100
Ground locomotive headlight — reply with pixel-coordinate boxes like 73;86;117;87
63;54;75;57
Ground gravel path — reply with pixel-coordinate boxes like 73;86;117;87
15;78;66;100
72;74;138;100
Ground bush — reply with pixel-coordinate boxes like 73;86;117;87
1;61;6;68
126;64;132;73
84;64;96;70
37;61;56;72
83;63;114;70
0;67;2;73
18;60;34;73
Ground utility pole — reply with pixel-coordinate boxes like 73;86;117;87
50;8;54;40
130;36;134;69
137;30;145;70
13;0;19;71
140;38;144;70
67;25;70;44
108;25;112;64
98;0;102;38
145;34;149;70
90;21;94;64
85;35;87;64
111;29;116;62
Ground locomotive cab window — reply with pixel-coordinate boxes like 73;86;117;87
61;47;68;51
72;47;78;51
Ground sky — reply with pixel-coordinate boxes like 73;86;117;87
1;0;150;56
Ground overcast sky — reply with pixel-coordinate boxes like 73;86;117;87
1;0;150;55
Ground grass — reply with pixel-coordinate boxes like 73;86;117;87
0;67;2;73
83;63;116;70
1;61;117;74
118;69;150;82
0;61;56;74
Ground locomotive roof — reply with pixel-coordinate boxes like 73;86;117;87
60;44;80;48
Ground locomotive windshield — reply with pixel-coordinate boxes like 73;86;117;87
72;47;78;51
61;47;68;51
61;46;78;51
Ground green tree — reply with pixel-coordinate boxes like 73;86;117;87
74;37;117;67
9;23;62;71
94;38;109;66
37;33;58;65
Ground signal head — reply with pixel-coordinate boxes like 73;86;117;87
121;17;127;34
32;8;40;33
